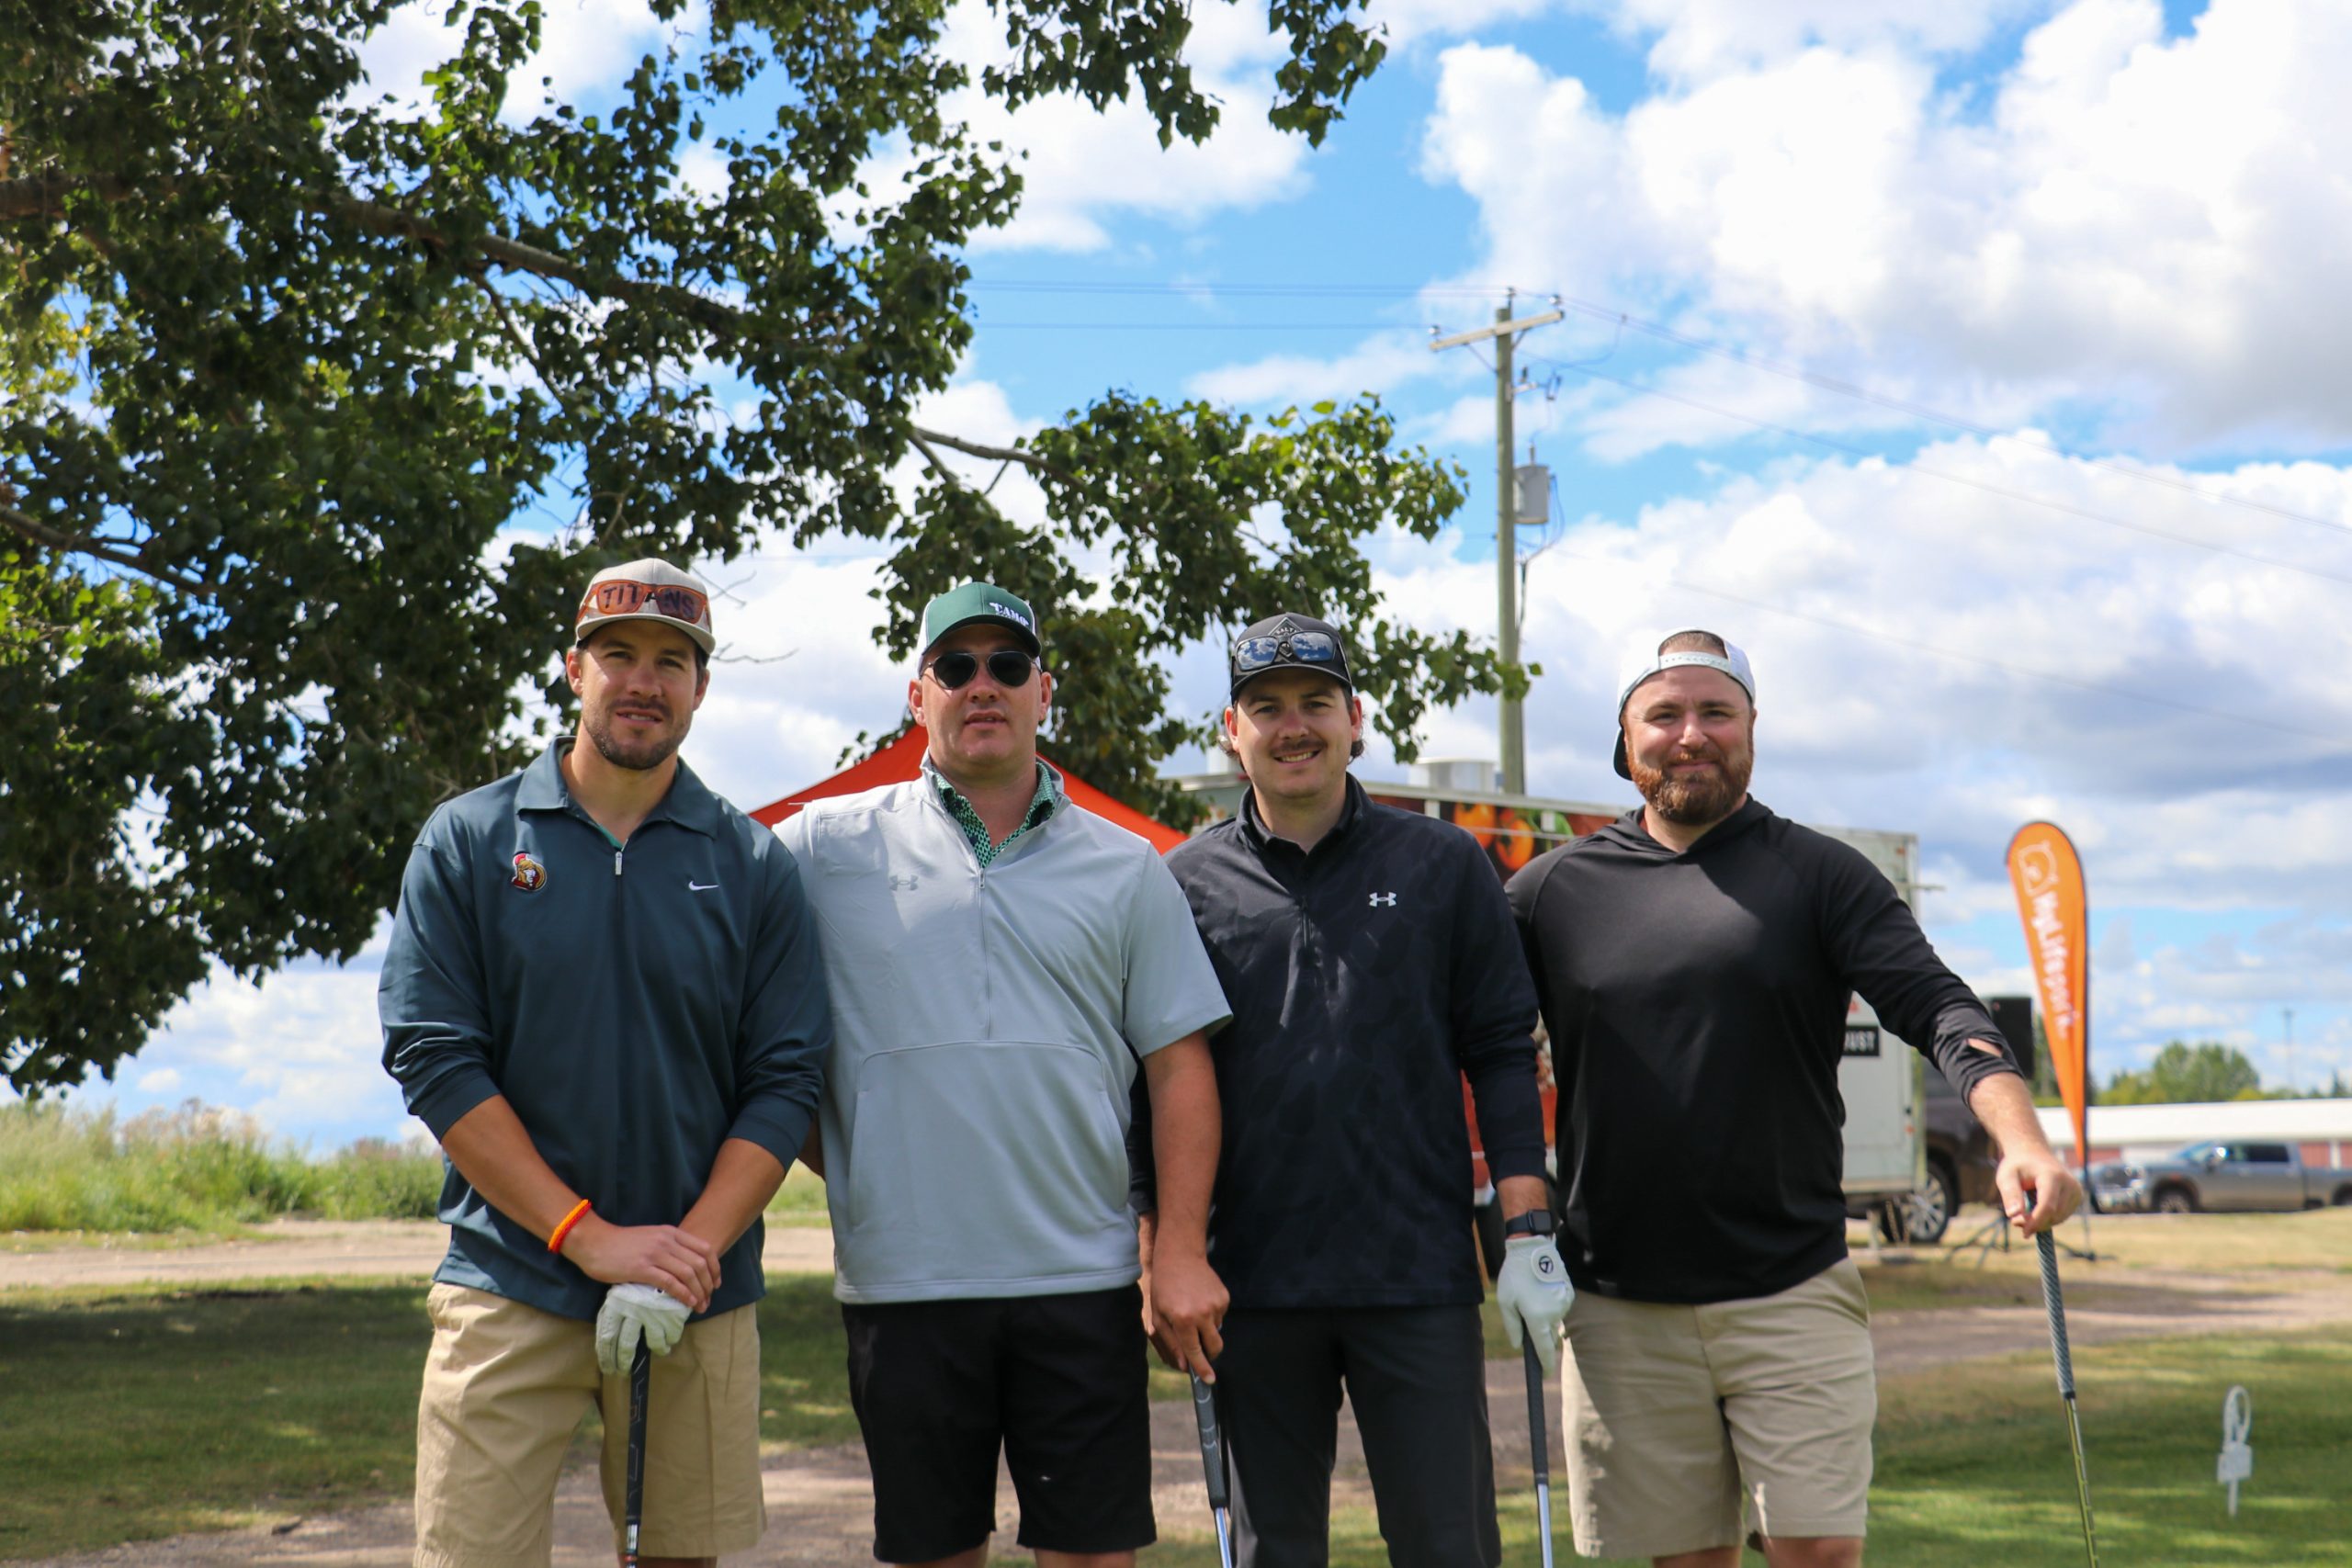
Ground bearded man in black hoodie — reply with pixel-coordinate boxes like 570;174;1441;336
1507;629;2079;1568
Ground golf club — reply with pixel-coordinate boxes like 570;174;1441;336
2036;1231;2099;1568
624;1337;650;1568
1522;1338;1555;1568
1189;1372;1236;1568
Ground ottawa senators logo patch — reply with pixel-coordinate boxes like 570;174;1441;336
511;851;548;892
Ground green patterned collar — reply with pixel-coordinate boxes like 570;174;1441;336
927;758;1062;867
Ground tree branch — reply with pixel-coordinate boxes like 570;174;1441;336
1;504;217;596
910;424;1080;487
906;428;965;491
0;175;820;346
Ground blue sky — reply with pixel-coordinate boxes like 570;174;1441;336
51;0;2352;1147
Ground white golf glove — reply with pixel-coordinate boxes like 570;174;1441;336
1497;1234;1573;1375
595;1283;691;1375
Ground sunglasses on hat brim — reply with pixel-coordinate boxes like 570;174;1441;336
577;578;712;629
1233;630;1341;672
925;649;1041;690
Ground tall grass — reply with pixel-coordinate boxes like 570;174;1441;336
0;1100;445;1233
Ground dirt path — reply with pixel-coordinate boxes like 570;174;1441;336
0;1220;835;1291
19;1243;2352;1566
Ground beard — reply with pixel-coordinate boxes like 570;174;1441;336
584;704;688;772
1631;742;1753;826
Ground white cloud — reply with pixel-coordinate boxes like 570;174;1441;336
842;1;1316;255
1419;0;2352;446
1372;431;2352;911
1186;331;1458;407
1595;0;2040;82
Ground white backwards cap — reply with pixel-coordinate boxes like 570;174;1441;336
1611;629;1755;780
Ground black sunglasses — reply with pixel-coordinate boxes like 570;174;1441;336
926;649;1040;690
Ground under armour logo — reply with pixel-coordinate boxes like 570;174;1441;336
888;874;920;891
1368;891;1396;908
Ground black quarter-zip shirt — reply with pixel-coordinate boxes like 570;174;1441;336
1508;798;2021;1304
1157;777;1545;1309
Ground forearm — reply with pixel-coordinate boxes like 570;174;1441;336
1497;1174;1549;1222
680;1137;789;1254
1966;1066;2059;1158
438;1094;591;1245
1144;1034;1221;1258
1463;1032;1547;1185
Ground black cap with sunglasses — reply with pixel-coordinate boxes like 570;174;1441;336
1228;613;1355;700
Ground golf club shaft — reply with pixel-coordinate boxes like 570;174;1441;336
624;1338;650;1568
2036;1232;2099;1568
1523;1339;1555;1568
1190;1373;1235;1568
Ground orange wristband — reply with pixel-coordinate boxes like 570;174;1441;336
548;1198;593;1255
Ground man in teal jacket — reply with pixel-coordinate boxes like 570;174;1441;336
381;558;830;1568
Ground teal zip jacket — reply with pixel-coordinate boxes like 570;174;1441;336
380;740;831;1320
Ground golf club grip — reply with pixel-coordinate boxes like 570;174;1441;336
626;1338;650;1524
1522;1338;1549;1483
2036;1232;2075;1397
1190;1374;1229;1511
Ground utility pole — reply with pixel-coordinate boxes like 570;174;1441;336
1430;294;1562;795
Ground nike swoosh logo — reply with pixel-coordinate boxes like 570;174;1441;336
688;881;719;892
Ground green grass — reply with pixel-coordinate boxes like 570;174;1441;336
1877;1202;2352;1278
0;1272;860;1561
8;1255;2348;1563
763;1158;834;1227
1144;1328;2352;1565
0;1100;444;1234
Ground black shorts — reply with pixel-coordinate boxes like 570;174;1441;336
842;1284;1155;1563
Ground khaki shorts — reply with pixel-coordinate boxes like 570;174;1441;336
413;1282;765;1568
1559;1258;1875;1560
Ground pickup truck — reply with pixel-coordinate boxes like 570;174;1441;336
2095;1141;2352;1214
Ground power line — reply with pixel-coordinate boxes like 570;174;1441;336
965;276;2352;540
1548;547;2349;745
1553;360;2352;592
967;320;1409;330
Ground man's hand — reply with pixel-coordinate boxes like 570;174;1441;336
594;1283;691;1375
1148;1242;1229;1382
1962;1058;2085;1237
1997;1145;2084;1236
1497;1235;1573;1374
561;1215;720;1312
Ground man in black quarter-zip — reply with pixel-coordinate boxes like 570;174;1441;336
1134;613;1569;1568
1507;627;2082;1568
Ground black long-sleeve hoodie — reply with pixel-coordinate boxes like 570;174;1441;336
1507;798;2018;1303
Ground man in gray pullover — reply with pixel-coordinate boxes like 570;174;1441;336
779;582;1229;1568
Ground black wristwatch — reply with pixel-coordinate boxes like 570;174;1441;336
1502;1209;1555;1239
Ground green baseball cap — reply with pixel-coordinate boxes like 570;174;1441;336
922;582;1041;656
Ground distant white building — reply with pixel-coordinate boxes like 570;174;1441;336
2036;1100;2352;1167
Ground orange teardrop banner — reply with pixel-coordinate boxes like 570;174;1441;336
2007;822;2090;1167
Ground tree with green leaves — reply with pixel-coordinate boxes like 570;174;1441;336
1;0;1521;1093
2101;1041;2267;1105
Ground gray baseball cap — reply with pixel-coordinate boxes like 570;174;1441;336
574;558;716;654
1611;628;1755;780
